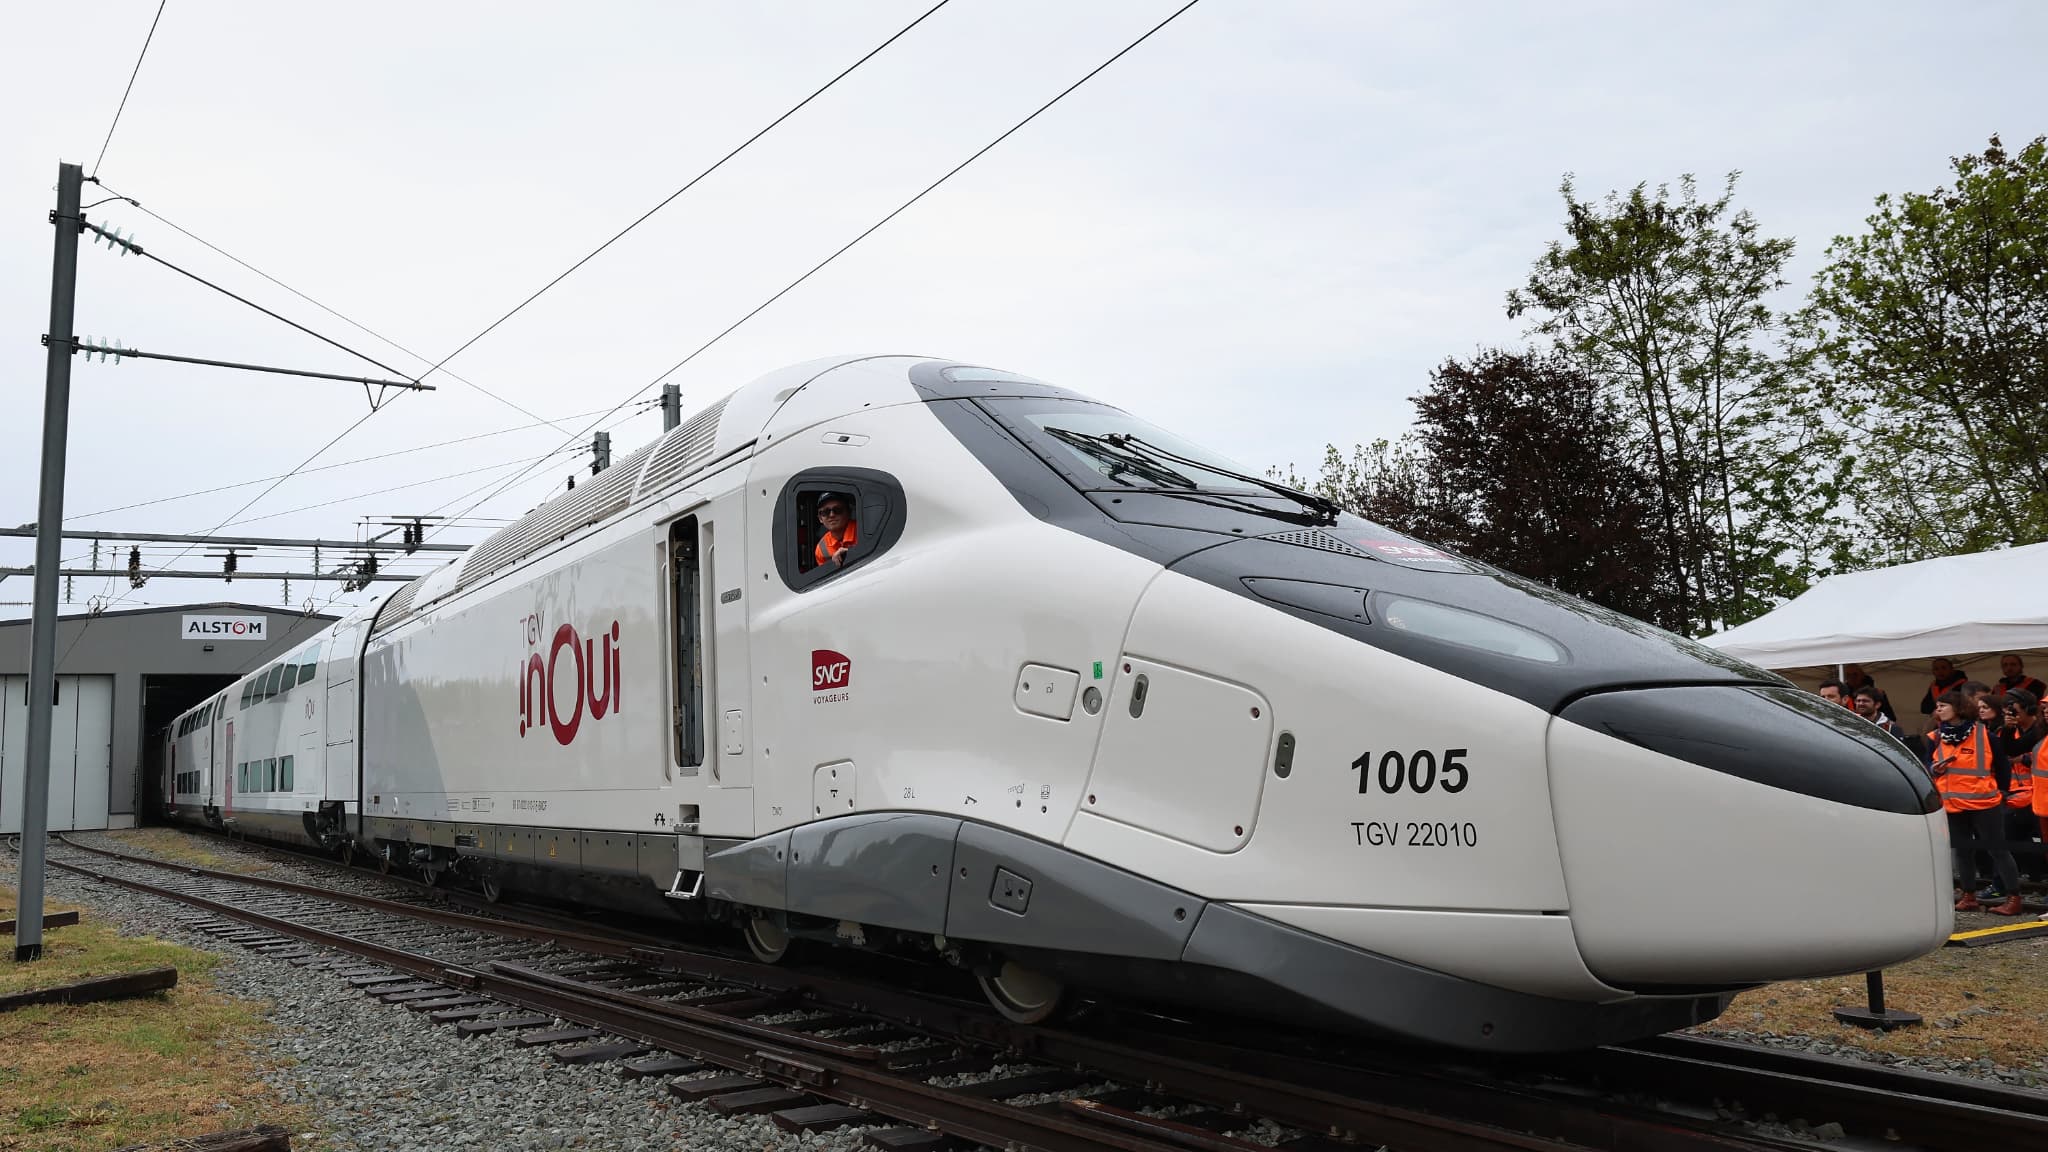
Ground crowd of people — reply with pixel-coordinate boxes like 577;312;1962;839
1816;655;2048;917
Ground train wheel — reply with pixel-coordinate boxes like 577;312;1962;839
339;841;356;868
419;865;439;888
976;960;1063;1025
742;915;792;965
376;850;393;876
479;875;503;904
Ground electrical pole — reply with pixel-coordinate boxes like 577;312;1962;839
18;161;82;962
592;430;611;474
661;383;681;432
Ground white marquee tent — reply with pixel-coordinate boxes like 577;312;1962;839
1701;541;2048;725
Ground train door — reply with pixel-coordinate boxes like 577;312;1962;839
207;692;227;815
221;716;234;822
665;511;729;835
324;625;360;809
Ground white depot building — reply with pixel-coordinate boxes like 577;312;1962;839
0;602;336;833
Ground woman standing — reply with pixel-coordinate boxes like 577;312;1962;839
1935;690;2023;914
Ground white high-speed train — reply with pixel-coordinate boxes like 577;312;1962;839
163;355;1953;1052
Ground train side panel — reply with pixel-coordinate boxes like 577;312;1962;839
359;472;742;841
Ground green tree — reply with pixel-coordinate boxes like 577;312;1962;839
1277;436;1452;539
1506;172;1830;635
1799;133;2048;561
1279;350;1681;627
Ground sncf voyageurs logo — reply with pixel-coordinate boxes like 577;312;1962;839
519;612;622;744
812;649;850;703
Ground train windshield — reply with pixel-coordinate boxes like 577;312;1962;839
983;398;1338;526
990;399;1265;492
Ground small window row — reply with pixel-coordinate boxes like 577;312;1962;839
240;644;322;711
236;755;295;794
175;769;202;795
176;700;217;737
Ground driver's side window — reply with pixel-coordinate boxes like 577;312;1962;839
773;468;906;591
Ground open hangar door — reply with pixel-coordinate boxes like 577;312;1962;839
0;674;113;834
140;674;237;825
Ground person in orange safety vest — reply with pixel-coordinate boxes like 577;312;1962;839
2002;690;2045;888
813;492;858;568
1920;657;1969;722
1933;690;2023;914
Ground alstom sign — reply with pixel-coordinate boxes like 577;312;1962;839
183;615;267;640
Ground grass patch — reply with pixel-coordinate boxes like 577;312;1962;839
0;885;325;1151
0;892;207;1002
97;828;273;874
1690;936;2048;1072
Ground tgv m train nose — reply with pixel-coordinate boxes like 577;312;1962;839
1546;685;1951;988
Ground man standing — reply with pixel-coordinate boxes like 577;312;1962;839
1921;658;1969;718
1854;687;1909;744
1998;654;2047;701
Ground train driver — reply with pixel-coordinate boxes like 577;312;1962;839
814;492;859;568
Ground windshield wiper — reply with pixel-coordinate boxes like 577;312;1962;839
1100;432;1340;525
1143;487;1338;526
1044;427;1202;490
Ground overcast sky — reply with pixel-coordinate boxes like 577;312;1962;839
2;1;2041;622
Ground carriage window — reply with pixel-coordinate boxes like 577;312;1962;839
280;755;294;791
266;757;278;791
773;468;906;591
241;682;253;709
297;644;322;682
265;664;285;699
281;664;300;693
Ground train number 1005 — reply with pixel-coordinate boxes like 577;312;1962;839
1352;749;1469;795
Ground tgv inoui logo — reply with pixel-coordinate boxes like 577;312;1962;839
520;618;622;745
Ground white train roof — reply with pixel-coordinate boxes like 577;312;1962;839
365;354;935;637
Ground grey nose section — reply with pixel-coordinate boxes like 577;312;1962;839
1555;685;1938;816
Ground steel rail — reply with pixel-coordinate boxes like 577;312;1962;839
1576;1034;2048;1150
31;837;1680;1152
1095;996;2048;1152
37;849;1182;1152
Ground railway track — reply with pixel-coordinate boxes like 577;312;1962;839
17;832;2048;1152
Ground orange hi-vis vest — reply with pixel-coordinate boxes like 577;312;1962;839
1934;724;2001;812
814;520;858;566
1927;676;1962;708
2035;743;2048;818
2010;738;2036;810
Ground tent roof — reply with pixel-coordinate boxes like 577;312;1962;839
1702;541;2048;667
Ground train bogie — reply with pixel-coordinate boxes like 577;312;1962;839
158;354;1952;1052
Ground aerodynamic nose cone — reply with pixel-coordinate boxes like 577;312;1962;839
1556;685;1938;815
1547;685;1949;987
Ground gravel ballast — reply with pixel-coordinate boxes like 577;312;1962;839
6;833;896;1151
17;827;2048;1149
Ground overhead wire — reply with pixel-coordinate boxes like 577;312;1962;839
432;0;1206;538
91;0;167;178
64;407;612;521
80;1;956;605
118;240;417;381
416;404;652;525
219;453;560;530
407;0;955;390
85;187;575;435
